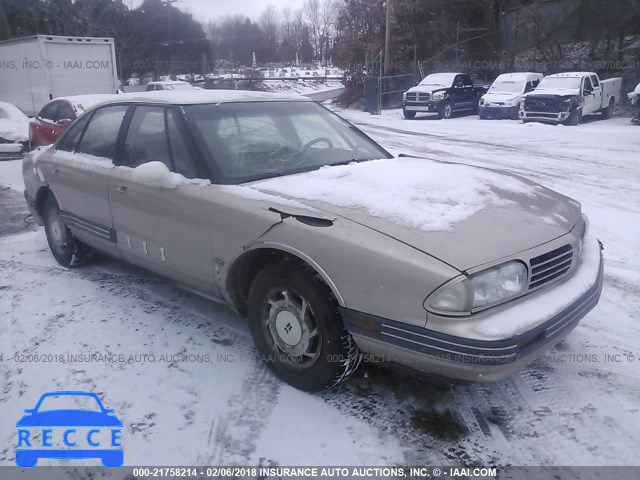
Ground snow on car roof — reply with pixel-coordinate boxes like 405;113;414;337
88;89;309;108
55;94;121;112
547;72;597;78
147;80;190;85
494;72;542;81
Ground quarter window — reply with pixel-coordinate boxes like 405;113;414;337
56;113;91;152
76;105;128;159
123;106;171;169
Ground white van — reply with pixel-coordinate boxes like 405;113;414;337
478;72;543;119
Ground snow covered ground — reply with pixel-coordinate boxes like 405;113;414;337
0;109;639;469
260;79;343;96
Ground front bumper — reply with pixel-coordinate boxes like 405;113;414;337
403;101;443;113
342;241;604;382
520;110;571;123
479;105;519;118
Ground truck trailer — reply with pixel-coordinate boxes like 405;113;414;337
0;35;118;116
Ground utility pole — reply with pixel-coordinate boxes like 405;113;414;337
384;0;392;74
162;0;179;79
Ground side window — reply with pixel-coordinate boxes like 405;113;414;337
123;106;171;168
591;75;600;88
57;103;75;121
146;84;154;92
76;105;128;159
453;75;464;87
461;74;473;86
583;77;593;92
166;108;199;178
56;113;92;152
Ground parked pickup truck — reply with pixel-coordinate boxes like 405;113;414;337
520;72;622;125
402;73;488;119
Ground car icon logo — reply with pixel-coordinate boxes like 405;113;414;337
15;391;123;468
536;101;546;107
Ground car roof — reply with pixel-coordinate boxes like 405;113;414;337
47;94;120;111
147;80;189;85
494;72;543;81
547;72;596;78
89;89;310;108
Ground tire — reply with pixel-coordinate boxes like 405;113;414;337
247;262;361;391
566;107;582;126
43;195;95;267
403;109;416;119
602;98;614;119
438;101;453;119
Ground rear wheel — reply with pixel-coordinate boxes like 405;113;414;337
248;262;361;391
43;195;94;267
602;98;614;119
403;109;416;119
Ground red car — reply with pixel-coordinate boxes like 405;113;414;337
29;95;118;150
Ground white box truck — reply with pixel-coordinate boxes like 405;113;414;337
0;35;118;116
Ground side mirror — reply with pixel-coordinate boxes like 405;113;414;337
131;161;178;189
24;409;34;414
583;88;592;96
56;118;73;128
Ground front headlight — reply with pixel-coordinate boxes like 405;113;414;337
432;92;445;101
402;92;407;101
479;97;485;106
428;261;528;314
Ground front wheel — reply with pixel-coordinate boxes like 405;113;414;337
566;107;582;126
248;262;361;391
43;195;95;267
403;109;416;119
438;100;453;119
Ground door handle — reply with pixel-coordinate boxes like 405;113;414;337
116;185;127;194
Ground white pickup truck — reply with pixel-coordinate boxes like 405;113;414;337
520;72;622;125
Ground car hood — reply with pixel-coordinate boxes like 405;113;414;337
407;85;447;94
16;410;123;427
525;87;580;97
482;92;521;103
247;158;581;271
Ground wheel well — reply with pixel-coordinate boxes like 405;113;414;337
226;248;336;317
34;186;54;218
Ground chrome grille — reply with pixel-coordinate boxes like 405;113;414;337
529;244;573;289
406;92;430;101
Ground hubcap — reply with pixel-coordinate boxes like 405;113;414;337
48;209;67;252
263;289;321;367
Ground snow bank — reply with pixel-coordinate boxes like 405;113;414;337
474;236;602;338
252;158;537;232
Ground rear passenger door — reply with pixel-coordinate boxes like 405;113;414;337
108;105;217;293
46;105;130;256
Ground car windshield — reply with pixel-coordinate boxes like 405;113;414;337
489;80;525;93
419;73;457;87
184;101;391;183
538;77;582;90
37;395;102;412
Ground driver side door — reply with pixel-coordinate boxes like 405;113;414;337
108;105;218;293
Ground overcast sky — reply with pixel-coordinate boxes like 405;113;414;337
127;0;304;23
